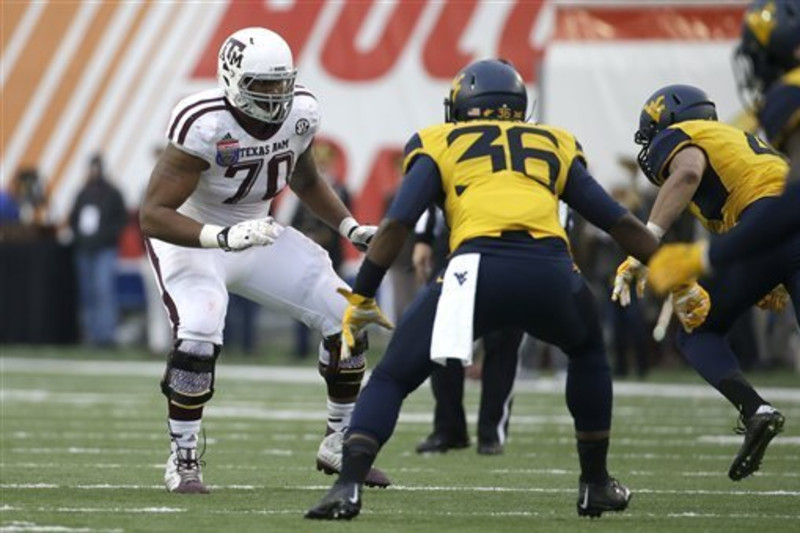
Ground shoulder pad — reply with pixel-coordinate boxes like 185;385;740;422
648;126;693;183
290;87;320;137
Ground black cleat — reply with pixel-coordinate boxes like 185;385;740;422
415;433;470;454
729;409;785;481
305;481;362;520
477;441;504;455
577;477;631;518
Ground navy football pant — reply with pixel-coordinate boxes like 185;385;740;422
349;251;611;447
709;182;800;267
679;199;800;387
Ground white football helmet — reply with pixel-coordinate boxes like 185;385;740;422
217;27;297;124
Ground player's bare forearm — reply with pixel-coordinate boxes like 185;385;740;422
365;219;411;269
140;205;205;247
648;168;701;231
290;148;352;229
140;145;207;247
649;146;704;231
609;213;660;264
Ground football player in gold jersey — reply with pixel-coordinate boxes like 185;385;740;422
615;83;792;481
649;0;800;291
306;59;709;520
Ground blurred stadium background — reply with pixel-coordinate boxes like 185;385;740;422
2;0;797;368
1;1;799;530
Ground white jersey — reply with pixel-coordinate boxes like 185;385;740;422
165;86;319;227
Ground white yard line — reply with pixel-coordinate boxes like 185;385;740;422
2;508;799;520
0;521;122;533
3;357;799;402
487;467;800;478
3;461;798;478
3;483;799;497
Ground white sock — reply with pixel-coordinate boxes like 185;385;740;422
327;400;354;433
168;419;201;449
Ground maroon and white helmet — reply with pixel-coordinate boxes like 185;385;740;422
217;27;297;124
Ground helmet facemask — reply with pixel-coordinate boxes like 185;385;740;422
634;128;660;186
237;71;296;123
733;42;760;110
732;34;781;111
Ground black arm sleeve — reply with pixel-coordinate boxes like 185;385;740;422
561;159;627;232
385;154;443;226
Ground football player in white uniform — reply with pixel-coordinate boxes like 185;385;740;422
140;27;390;493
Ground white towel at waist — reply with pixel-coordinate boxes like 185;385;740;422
430;253;481;366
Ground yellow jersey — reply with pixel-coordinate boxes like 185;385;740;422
403;120;584;251
646;120;787;233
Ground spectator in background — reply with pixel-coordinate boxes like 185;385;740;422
224;295;260;356
290;141;350;358
607;184;650;378
573;157;653;379
412;206;523;455
68;153;127;347
0;167;48;231
0;183;21;224
15;168;48;226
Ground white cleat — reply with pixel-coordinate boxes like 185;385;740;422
316;431;345;473
165;447;209;494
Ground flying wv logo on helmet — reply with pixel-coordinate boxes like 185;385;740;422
643;95;666;123
734;0;800;108
443;59;528;123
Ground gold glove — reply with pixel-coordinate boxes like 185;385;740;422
337;288;394;359
757;284;789;312
612;256;647;306
672;282;711;333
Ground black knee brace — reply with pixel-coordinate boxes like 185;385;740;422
319;332;367;402
160;341;221;409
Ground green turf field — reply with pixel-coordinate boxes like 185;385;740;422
1;353;798;532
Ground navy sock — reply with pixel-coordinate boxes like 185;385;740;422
565;351;612;432
340;433;379;484
577;438;610;484
717;374;768;418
